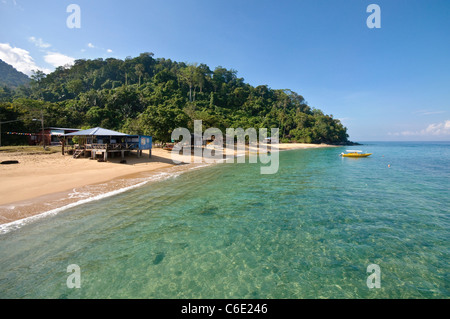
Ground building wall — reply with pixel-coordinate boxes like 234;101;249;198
29;129;79;146
29;129;52;146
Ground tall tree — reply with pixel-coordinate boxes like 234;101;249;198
30;70;46;100
135;64;145;86
178;64;198;102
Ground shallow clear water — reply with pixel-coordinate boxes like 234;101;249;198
0;142;449;298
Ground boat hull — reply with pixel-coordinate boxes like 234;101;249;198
342;153;372;157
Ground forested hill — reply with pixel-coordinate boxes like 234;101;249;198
0;52;350;144
0;59;30;88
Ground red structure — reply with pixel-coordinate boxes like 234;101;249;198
29;127;80;146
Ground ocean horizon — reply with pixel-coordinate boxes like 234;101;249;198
0;141;448;298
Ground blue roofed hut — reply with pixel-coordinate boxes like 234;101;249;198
63;127;152;161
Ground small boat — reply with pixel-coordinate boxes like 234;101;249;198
340;150;372;158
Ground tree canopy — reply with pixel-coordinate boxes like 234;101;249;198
0;53;349;145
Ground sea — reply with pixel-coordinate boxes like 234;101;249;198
0;141;448;298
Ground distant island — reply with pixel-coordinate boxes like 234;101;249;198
0;53;352;145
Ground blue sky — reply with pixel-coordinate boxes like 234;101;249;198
1;0;449;141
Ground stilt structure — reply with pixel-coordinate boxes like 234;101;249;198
64;127;152;162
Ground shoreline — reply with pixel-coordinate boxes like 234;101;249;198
0;143;337;228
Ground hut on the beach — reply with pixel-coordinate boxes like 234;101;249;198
63;127;152;161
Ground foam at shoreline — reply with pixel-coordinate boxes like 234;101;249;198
0;163;211;234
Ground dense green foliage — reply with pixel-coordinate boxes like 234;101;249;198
0;53;349;145
0;59;30;88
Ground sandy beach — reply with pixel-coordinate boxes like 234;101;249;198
0;143;335;225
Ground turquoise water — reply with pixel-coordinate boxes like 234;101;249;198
0;142;449;298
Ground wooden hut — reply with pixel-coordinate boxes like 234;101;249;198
64;127;152;161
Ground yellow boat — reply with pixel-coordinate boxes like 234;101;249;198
340;150;372;158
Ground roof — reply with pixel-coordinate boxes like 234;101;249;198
46;127;81;131
38;127;80;132
64;127;129;137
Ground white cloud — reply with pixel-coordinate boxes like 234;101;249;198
0;42;50;75
390;120;450;137
0;41;75;76
87;42;113;54
422;120;450;136
413;110;447;116
28;36;51;49
44;52;75;68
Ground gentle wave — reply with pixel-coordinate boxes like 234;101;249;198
68;189;93;199
0;171;182;235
